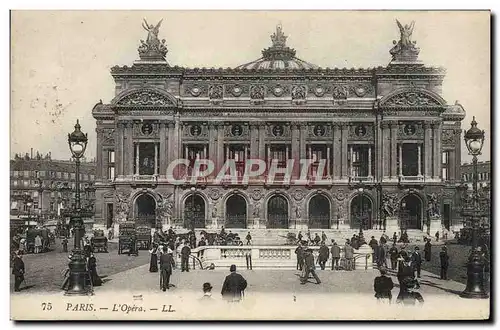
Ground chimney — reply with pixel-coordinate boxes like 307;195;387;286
30;148;33;159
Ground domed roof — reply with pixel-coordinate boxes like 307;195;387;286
235;25;319;70
442;100;466;120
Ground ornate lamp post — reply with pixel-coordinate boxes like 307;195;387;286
65;120;90;296
460;117;488;299
189;186;196;230
357;187;366;244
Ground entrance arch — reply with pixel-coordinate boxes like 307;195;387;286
135;193;156;227
400;194;423;230
225;195;247;228
308;195;330;229
267;195;289;229
184;194;206;229
350;194;373;229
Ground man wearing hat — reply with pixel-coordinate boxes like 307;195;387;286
12;251;25;292
439;246;449;280
200;282;213;300
411;246;422;278
300;248;321;285
221;265;247;302
159;247;175;291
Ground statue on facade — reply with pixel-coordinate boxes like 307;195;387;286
390;19;420;61
138;19;168;60
382;192;398;218
212;204;218;218
157;193;174;224
295;206;301;218
337;204;344;219
253;204;260;218
115;192;130;222
427;193;440;217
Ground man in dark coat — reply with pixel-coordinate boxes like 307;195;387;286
300;249;321;284
374;267;394;302
159;247;175;291
369;236;378;263
321;231;327;244
318;241;330;270
344;242;355;271
221;265;247;302
295;242;304;271
87;253;102;286
411;246;422;278
180;242;191;272
197;237;207;259
424;238;432;262
439;246;449;280
331;241;341;270
376;244;387;269
388;244;399;270
313;233;321;246
12;251;25;292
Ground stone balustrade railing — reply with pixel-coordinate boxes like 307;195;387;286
171;244;373;270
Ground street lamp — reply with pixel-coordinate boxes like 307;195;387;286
65;119;90;296
358;187;366;245
460;116;488;299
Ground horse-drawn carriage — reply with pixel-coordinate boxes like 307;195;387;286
200;230;243;246
118;222;136;255
91;229;108;253
136;225;152;250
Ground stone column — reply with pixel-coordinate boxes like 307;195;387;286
390;122;398;178
115;122;123;177
417;144;422;176
326;146;331;177
249;124;258;158
102;149;108;180
380;122;390;179
154;143;158;175
432;122;442;179
291;123;300;179
368;146;372;178
95;127;103;179
349;145;354;178
217;125;225;176
208;124;217;179
127;122;134;176
135;143;140;175
159;121;167;177
424;122;432;178
398;144;403;177
449;150;456;182
332;124;341;179
341;124;348;179
299;124;307;162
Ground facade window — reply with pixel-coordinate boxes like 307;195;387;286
13;171;19;177
50;202;54;212
23;180;29;186
398;143;424;177
183;144;206;177
108;150;115;180
349;145;374;178
71;173;76;180
57;172;62;179
442;151;450;181
13;180;18;187
225;144;249;177
24;170;30;177
51;192;55;198
33;191;39;198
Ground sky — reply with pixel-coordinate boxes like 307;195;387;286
10;10;490;163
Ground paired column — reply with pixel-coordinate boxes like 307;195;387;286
135;143;140;175
291;124;300;179
390;122;398;178
126;122;134;176
154;144;158;175
368;146;372;177
424;122;432;178
332;124;341;179
432;122;442;179
417;145;422;176
380;122;390;178
159;121;167;177
340;124;348;179
398;144;403;177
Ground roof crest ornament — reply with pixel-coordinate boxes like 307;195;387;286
389;19;421;65
138;18;169;62
261;24;296;61
270;24;287;48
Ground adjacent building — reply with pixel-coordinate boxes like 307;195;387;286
10;151;96;224
461;160;491;190
92;21;466;234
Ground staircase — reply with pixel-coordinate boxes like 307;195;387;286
192;228;430;246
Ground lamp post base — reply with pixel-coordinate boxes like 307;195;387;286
64;249;91;296
460;250;489;299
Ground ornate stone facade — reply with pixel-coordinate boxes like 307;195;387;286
92;20;465;232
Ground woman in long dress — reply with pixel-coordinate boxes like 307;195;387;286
149;244;159;272
88;254;102;286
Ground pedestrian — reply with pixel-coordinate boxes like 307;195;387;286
374;267;394;302
200;282;213;301
389;244;399;270
34;235;42;254
369;236;378;262
197;237;207;259
397;251;415;286
87;253;102;286
300;248;321;284
344;241;354;271
245;250;253;270
380;231;388;245
149;243;159;273
128;235;138;256
439;246;449;280
396;277;424;305
62;237;68;253
314;233;321;246
435;231;440;242
245;232;252;245
411;246;422;278
180;241;191;272
376;244;387;269
318;241;330;270
12;251;25;292
297;231;303;243
295;242;304;271
159;247;175;291
392;232;397;245
221;265;247;302
19;237;26;255
321;231;327;244
424;238;432;262
331;241;341;270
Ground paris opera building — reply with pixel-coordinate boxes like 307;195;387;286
92;22;465;236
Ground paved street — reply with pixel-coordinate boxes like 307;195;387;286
10;239;149;293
